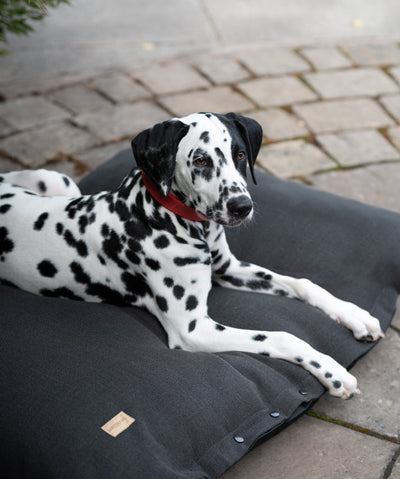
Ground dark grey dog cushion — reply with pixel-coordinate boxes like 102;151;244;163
1;150;399;479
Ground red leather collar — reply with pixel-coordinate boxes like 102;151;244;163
141;172;209;222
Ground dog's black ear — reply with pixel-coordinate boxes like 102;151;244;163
131;119;190;196
225;112;263;185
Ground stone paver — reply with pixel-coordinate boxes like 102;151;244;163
388;126;400;150
293;98;394;133
0;121;98;168
239;76;317;107
160;86;254;117
136;61;210;96
300;46;352;70
304;68;399;99
250;108;308;141
380;94;400;122
49;84;111;114
310;162;400;213
0;156;22;173
73;142;130;172
194;55;250;84
317;130;400;166
313;328;400;439
91;74;150;103
342;43;400;66
0;118;15;137
0;96;70;130
74;101;168;141
390;67;400;85
221;415;397;479
237;48;310;76
257;140;335;178
392;454;400;479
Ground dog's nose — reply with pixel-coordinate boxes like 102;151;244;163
227;195;253;218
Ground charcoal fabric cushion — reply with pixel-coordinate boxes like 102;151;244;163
1;149;400;479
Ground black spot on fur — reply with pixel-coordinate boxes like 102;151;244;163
62;176;70;187
164;277;174;288
154;235;170;249
0;204;11;214
145;257;161;271
0;227;14;258
56;222;64;235
121;271;153;298
215;147;227;165
40;287;83;301
63;229;88;257
200;131;210;143
275;289;288;296
333;380;342;389
295;356;303;363
310;360;321;369
70;261;91;284
173;285;185;300
174;257;200;266
156;295;168;312
0;193;15;200
33;212;49;231
253;334;267;342
325;372;333;378
214;259;231;275
246;279;272;291
220;275;244;287
78;215;89;234
216;324;226;331
37;259;58;278
38;181;46;193
102;228;128;269
188;319;197;332
186;295;198;311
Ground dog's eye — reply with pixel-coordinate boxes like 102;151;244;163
237;151;246;161
194;158;208;166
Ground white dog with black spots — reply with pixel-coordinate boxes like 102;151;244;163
0;112;384;398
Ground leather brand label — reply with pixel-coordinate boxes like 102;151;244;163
101;411;135;437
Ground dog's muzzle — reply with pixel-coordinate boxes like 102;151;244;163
227;195;253;221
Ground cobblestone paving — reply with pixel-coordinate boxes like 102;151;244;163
1;41;400;478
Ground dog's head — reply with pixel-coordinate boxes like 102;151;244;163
131;112;263;226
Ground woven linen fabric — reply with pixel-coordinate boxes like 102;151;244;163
1;150;399;479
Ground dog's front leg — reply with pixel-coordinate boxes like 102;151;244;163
160;294;358;399
210;226;384;342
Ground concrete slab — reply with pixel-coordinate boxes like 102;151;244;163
257;140;335;178
221;414;397;479
312;328;400;439
310;162;400;213
316;130;400;166
300;47;352;70
293;98;394;133
304;68;399;99
238;76;317;107
249;108;308;141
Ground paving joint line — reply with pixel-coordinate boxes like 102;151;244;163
307;411;400;445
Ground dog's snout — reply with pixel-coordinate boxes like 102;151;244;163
227;195;253;218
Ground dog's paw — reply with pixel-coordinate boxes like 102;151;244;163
317;356;360;399
334;302;384;342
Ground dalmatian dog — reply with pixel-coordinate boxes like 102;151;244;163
0;112;384;399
